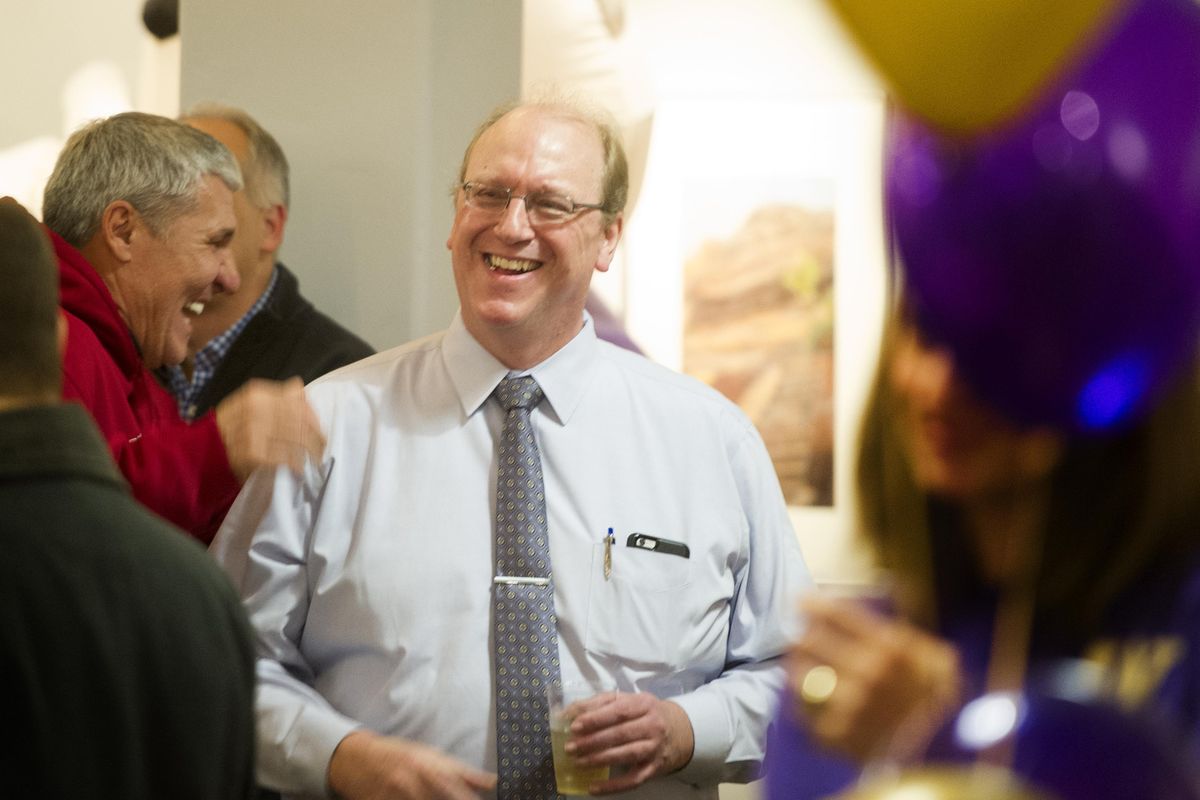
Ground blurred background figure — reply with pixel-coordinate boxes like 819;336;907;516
164;103;374;421
767;0;1200;797
768;295;1200;799
0;199;257;799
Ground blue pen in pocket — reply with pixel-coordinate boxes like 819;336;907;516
603;527;615;580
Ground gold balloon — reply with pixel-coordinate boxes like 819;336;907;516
830;764;1059;800
825;0;1125;133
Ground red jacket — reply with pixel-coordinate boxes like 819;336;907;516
54;231;241;543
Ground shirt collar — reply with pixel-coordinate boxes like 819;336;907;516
442;311;599;426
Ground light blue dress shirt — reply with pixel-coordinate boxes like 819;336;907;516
211;312;812;799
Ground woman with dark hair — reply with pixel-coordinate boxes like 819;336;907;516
766;301;1200;799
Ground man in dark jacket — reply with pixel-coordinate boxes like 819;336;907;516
0;199;257;799
163;104;374;420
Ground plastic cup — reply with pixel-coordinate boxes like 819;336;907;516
547;679;613;795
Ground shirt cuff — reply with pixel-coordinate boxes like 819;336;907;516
668;690;733;785
258;696;361;797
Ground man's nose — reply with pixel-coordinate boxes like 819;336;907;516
215;251;241;294
493;196;535;240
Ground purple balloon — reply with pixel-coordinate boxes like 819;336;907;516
886;0;1200;431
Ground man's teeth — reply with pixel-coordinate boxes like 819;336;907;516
488;255;540;273
185;301;205;315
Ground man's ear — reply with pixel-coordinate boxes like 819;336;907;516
99;200;138;263
594;213;624;274
262;204;287;254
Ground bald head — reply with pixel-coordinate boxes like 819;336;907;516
181;103;290;211
456;97;629;224
176;104;292;350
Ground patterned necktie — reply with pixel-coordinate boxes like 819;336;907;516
492;375;562;799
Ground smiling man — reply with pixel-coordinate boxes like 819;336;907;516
213;99;809;800
42;112;325;542
445;107;622;370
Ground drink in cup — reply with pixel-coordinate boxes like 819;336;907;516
547;680;612;795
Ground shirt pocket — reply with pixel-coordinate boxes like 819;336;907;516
583;540;695;670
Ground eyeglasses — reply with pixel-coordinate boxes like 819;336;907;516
460;181;606;225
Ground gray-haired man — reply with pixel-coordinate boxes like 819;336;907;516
44;111;325;542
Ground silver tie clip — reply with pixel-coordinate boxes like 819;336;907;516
493;576;551;586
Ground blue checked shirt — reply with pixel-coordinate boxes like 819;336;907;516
162;268;280;421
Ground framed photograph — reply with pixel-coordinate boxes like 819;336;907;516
607;98;888;581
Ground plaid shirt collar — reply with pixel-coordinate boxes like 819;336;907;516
161;266;280;420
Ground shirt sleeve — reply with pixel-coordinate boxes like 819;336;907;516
211;461;361;798
672;416;814;785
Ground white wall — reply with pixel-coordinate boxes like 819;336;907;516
0;0;174;215
180;1;523;350
1;0;140;145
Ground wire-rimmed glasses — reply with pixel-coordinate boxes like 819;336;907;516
460;181;606;225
